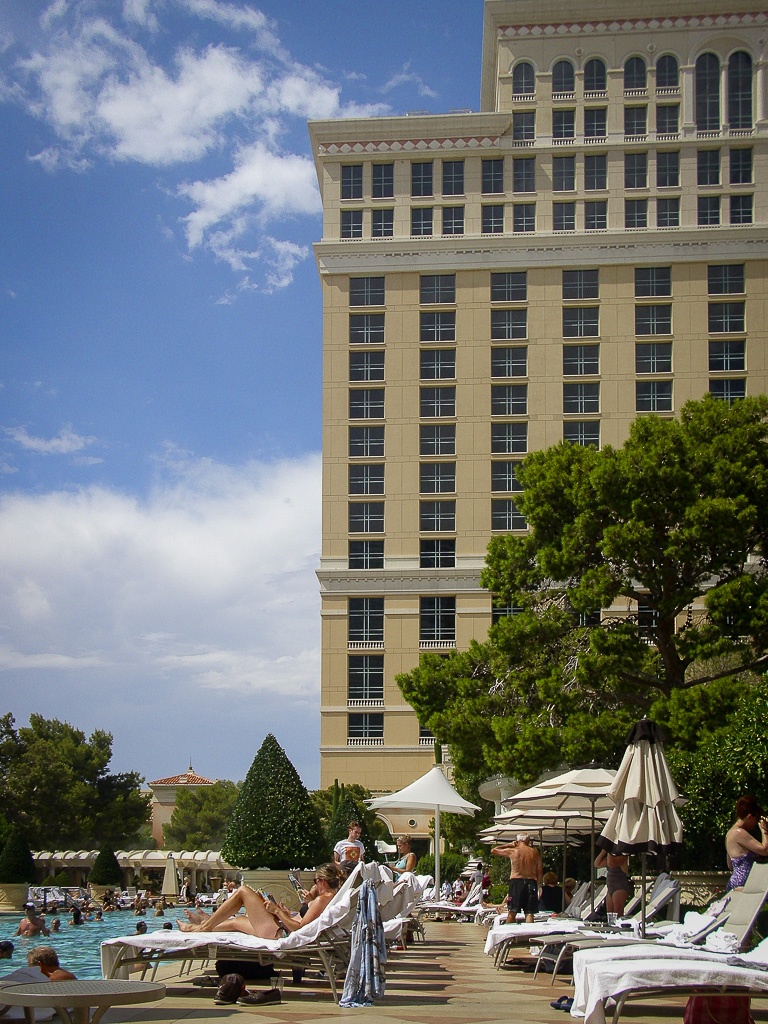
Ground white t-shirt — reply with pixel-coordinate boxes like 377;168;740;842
333;838;365;863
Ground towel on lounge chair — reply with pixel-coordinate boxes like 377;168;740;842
573;951;768;1024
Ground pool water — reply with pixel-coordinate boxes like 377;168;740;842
0;911;186;979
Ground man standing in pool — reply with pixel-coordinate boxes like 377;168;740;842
14;904;49;938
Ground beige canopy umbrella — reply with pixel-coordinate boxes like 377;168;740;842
502;766;617;912
367;766;480;896
490;806;609;907
161;853;180;898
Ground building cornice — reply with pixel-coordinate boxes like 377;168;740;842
314;230;768;275
496;12;768;39
317;568;486;594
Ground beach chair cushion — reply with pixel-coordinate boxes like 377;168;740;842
683;994;753;1024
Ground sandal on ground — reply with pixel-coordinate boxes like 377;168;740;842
191;976;218;987
550;995;573;1011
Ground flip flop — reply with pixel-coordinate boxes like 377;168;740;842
550;995;573;1011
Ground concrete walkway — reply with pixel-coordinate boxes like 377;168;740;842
98;921;765;1024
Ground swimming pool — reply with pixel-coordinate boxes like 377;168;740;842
0;911;185;980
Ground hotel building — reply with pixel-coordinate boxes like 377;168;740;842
309;0;768;797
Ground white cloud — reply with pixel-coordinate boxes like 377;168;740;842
178;140;320;249
2;1;396;296
176;0;284;55
0;450;322;711
122;0;160;32
4;424;98;455
381;62;437;98
97;44;266;165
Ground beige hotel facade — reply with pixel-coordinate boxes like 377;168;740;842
309;0;768;796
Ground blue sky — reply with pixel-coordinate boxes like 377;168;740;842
0;0;483;792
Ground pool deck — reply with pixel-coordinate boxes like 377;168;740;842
86;920;768;1024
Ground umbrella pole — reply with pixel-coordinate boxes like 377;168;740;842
590;799;596;915
641;852;647;938
562;819;568;911
434;806;441;898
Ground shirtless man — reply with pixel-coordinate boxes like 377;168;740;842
14;904;49;938
27;946;76;981
491;833;543;923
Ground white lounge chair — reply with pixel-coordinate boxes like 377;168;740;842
570;862;768;1023
414;880;483;923
101;862;392;1003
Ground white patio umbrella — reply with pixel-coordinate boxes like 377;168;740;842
596;719;683;936
367;766;480;896
161;853;179;898
501;765;617;912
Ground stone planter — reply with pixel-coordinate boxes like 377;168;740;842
0;882;31;913
88;883;114;903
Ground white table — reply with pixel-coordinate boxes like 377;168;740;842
0;979;165;1024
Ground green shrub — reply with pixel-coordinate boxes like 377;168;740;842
53;870;70;888
488;883;507;905
415;852;467;883
222;734;326;870
89;848;124;885
0;828;36;883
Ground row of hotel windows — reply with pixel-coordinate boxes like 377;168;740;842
350;344;744;383
343;194;753;236
506;52;753;126
349;363;746;420
347;370;746;467
346;302;746;348
340;149;753;224
346;715;433;743
347;266;746;308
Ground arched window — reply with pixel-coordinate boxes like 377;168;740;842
584;58;607;92
624;56;647;90
696;53;720;130
655;55;679;89
728;51;753;128
512;61;535;96
552;60;575;94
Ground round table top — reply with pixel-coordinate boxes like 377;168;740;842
0;980;165;1007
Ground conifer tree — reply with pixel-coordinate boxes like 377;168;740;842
221;734;327;869
0;827;36;883
88;847;124;886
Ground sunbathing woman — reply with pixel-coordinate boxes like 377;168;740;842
177;863;345;937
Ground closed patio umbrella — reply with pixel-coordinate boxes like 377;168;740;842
161;853;179;899
596;719;683;936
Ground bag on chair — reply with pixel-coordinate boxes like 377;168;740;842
683;994;753;1024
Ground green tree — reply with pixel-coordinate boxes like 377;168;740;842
399;395;768;786
0;827;36;883
88;847;124;886
666;674;768;869
0;714;150;849
163;781;240;850
221;734;326;869
311;780;390;851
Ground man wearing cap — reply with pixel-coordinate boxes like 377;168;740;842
14;904;49;938
491;833;543;924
